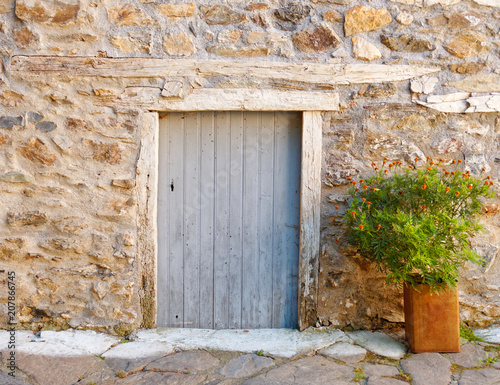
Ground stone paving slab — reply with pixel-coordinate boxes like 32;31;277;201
102;340;175;359
447;342;489;368
319;341;367;364
146;351;221;374
458;368;500;385
348;331;408;360
401;352;452;385
136;327;346;358
218;354;275;378
242;355;354;385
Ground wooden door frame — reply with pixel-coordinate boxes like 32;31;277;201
137;89;339;330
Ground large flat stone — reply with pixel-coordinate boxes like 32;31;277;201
0;370;31;385
219;354;274;378
362;363;400;377
319;342;367;363
242;356;354;385
400;353;452;385
137;328;346;358
147;351;220;373
344;5;392;36
348;331;407;359
101;371;207;385
15;354;99;385
458;368;500;385
103;341;175;359
448;75;500;93
447;343;488;368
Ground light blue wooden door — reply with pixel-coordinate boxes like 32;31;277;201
158;111;301;329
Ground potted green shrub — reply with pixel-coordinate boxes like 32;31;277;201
342;157;494;353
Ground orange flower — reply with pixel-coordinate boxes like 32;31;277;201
398;190;403;195
426;156;431;160
332;218;336;222
490;181;494;186
367;202;372;206
364;185;368;190
335;205;340;211
362;198;366;202
468;184;472;189
351;211;356;217
377;224;382;229
422;205;426;210
427;167;432;171
451;172;455;176
458;159;462;163
456;191;460;196
445;187;450;193
359;224;364;230
352;181;357;185
439;158;444;162
482;168;486;172
415;157;419;162
422;184;427;189
485;181;490;185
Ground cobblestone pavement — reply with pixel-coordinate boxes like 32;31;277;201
0;326;499;385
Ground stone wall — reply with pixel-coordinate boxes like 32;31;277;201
0;0;498;334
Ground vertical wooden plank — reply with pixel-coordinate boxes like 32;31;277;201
183;112;201;328
199;112;215;329
272;112;301;328
157;114;170;327
138;112;159;328
167;112;186;327
213;111;231;329
298;111;322;330
241;112;261;328
257;111;275;327
228;111;244;329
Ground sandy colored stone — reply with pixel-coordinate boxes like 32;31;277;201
1;90;24;107
444;32;489;58
381;35;435;52
7;211;48;226
107;4;153;26
0;171;32;183
86;140;122;164
393;114;432;131
352;36;381;61
13;26;39;49
112;179;136;189
396;11;413;25
206;46;269;57
0;0;14;14
245;3;270;11
247;31;267;44
156;3;194;18
427;14;447;26
18;137;57;166
470;0;499;6
319;342;367;363
201;4;247;25
292;23;342;53
323;10;342;22
163;32;196;56
448;74;500;92
218;30;243;45
447;11;483;29
344;5;392;37
110;36;150;53
449;62;487;75
15;0;79;24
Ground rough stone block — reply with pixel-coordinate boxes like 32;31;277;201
18;137;57;165
156;3;195;18
201;4;247;25
15;0;80;25
352;36;381;61
292;23;342;53
163;33;196;56
7;211;48;227
444;32;489;58
206;46;269;57
107;4;154;26
344;5;392;37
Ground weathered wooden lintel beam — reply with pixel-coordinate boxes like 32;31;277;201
10;55;442;85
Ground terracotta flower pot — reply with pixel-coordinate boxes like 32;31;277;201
403;282;460;353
